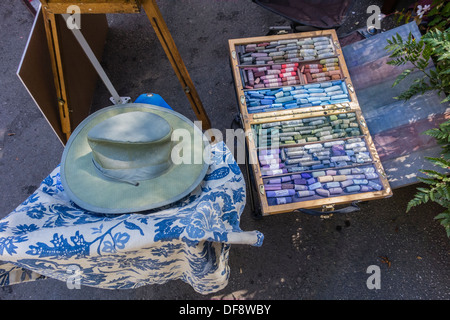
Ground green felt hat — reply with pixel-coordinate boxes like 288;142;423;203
60;103;210;214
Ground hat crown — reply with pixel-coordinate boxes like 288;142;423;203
87;111;172;144
86;111;174;184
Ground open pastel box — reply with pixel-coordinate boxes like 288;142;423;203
229;30;392;216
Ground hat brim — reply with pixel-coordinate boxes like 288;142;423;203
60;103;210;214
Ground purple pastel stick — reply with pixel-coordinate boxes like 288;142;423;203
308;182;322;190
353;179;369;185
264;184;282;191
281;176;292;182
266;189;295;197
345;185;360;193
281;184;295;189
259;154;280;161
259;149;280;155
251;53;268;57
368;181;382;191
297;190;315;197
324;181;340;189
276;197;292;205
351;168;364;174
294;178;307;185
295;185;308;191
329;187;343;195
332;144;345;156
260;158;281;165
365;173;379;179
340;179;353;188
247;70;255;86
262;168;288;175
262;163;285;170
348;174;365;179
339;169;352;175
315;188;330;197
267;178;281;184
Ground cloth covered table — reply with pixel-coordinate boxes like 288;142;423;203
0;141;263;295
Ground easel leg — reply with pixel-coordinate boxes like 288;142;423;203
42;9;71;143
140;0;211;130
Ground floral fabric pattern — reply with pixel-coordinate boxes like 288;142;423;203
0;142;263;294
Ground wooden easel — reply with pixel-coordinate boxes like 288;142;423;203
40;0;211;143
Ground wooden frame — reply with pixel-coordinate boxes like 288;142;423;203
40;0;211;144
18;9;109;143
228;30;393;216
246;109;392;216
42;9;72;142
228;30;359;124
41;0;141;14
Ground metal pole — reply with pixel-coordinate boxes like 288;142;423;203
62;13;124;105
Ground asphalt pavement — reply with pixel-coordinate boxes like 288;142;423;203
0;0;448;300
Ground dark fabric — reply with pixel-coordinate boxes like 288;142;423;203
253;0;353;28
295;202;361;216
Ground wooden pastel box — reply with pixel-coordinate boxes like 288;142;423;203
228;30;359;120
228;30;392;216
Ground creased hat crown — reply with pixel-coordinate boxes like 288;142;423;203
87;111;174;185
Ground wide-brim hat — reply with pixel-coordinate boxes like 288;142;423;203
60;103;210;214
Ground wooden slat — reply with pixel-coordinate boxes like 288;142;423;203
40;0;140;14
18;8;108;144
42;8;72;142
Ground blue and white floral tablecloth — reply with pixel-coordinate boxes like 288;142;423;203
0;141;263;294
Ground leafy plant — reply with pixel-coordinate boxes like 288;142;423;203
426;0;450;30
393;0;450;32
384;27;449;103
385;10;450;237
406;120;450;237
